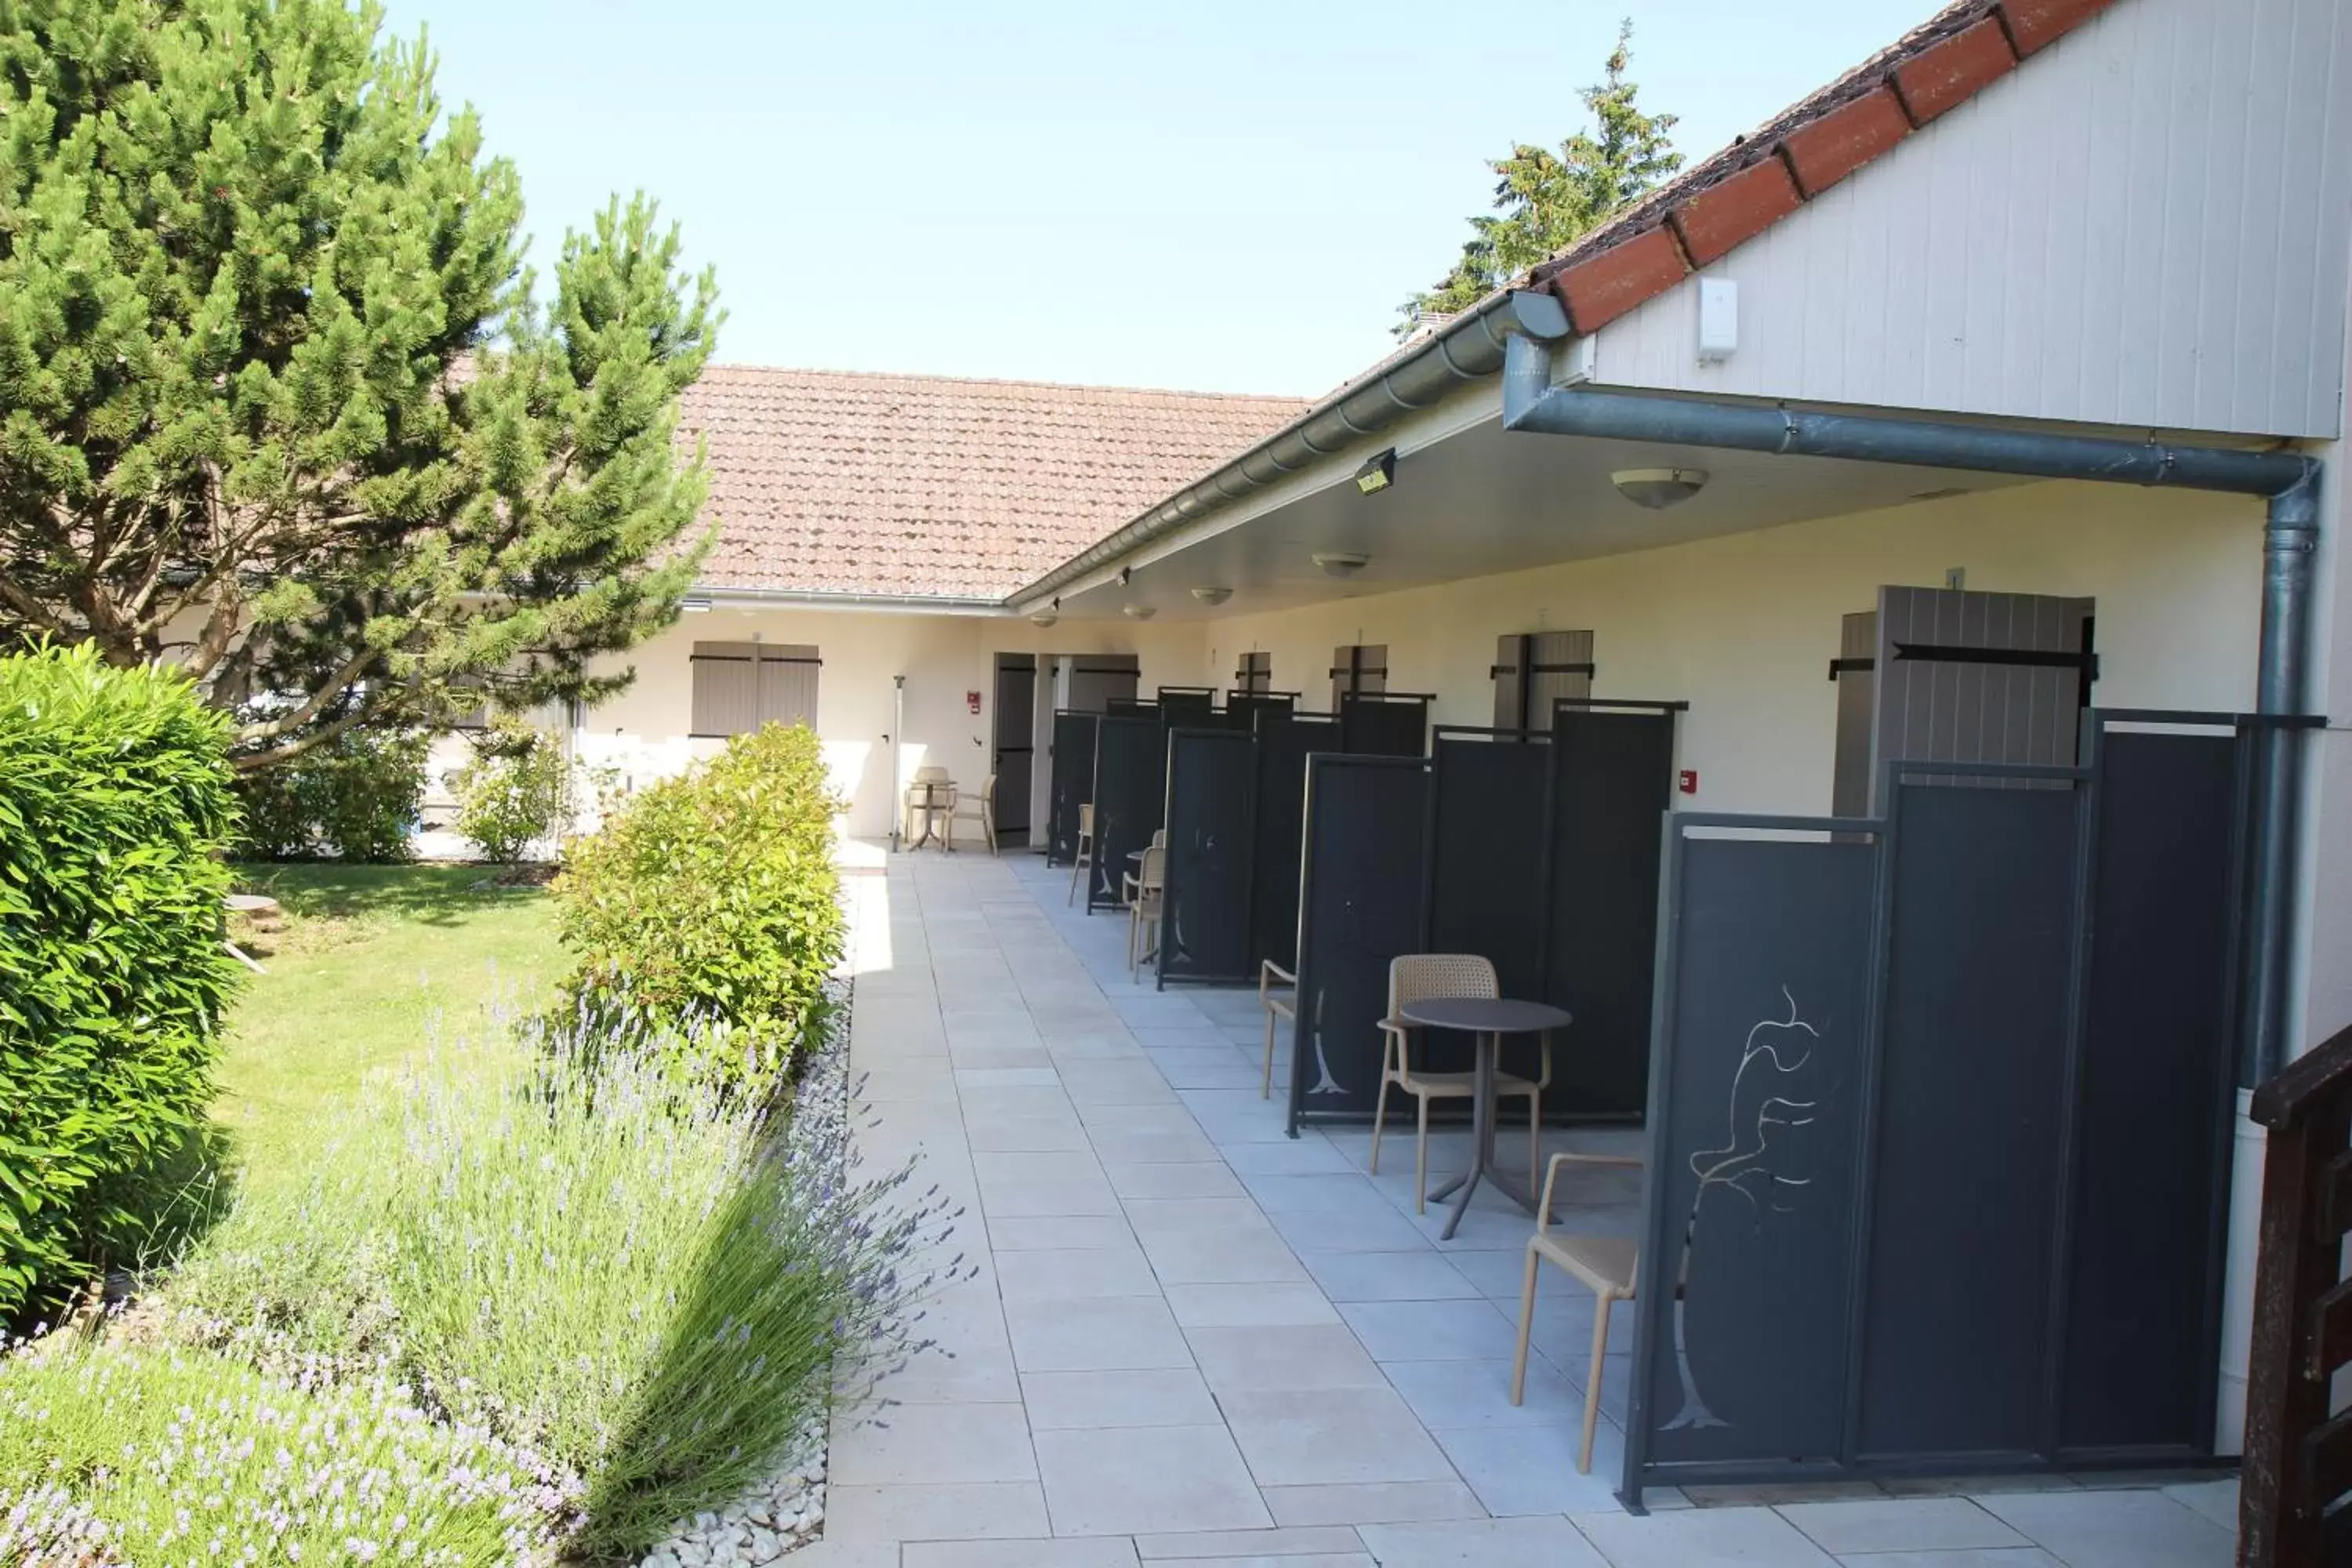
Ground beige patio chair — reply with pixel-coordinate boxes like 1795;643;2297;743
1258;960;1295;1098
951;773;996;852
1370;953;1550;1211
1067;804;1095;905
1123;844;1164;982
1512;1151;1643;1473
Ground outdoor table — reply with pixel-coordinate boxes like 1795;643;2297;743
1398;995;1573;1240
905;780;956;851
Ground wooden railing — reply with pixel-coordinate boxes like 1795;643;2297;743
2241;1022;2352;1566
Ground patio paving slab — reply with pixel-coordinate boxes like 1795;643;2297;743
1969;1490;2234;1568
1570;1505;1840;1566
902;1539;1142;1567
1217;1385;1458;1487
1777;1497;2029;1555
1130;1526;1367;1557
1359;1516;1610;1566
1022;1367;1226;1431
1033;1425;1275;1536
827;1400;1037;1486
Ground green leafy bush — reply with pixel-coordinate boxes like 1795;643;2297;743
231;725;430;862
163;1018;952;1559
0;1340;558;1565
0;644;241;1320
453;720;574;862
554;724;844;1096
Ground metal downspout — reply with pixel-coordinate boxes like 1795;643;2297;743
1500;325;2324;1080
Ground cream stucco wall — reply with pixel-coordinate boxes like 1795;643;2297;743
580;607;1206;838
1203;479;2264;818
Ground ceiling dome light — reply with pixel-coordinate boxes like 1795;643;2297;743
1123;604;1157;621
1312;551;1370;579
1029;611;1059;628
1611;467;1709;510
1191;586;1233;606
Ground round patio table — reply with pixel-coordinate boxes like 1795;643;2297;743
1397;995;1572;1240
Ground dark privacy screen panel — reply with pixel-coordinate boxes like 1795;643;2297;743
1227;692;1295;734
1341;695;1428;758
1160;728;1256;984
1291;755;1428;1125
1858;771;2083;1462
2060;726;2241;1455
1088;716;1163;912
1631;736;2239;1497
1047;711;1098;866
1427;731;1552;1003
1159;688;1218;727
1639;829;1879;1472
1544;705;1678;1117
1250;712;1340;973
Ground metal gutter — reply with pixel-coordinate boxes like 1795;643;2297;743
1004;289;1573;611
688;585;1009;616
1499;318;2324;1083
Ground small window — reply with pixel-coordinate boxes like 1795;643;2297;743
691;641;821;736
1330;644;1387;710
1236;651;1272;695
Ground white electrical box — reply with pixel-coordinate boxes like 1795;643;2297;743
1697;278;1738;362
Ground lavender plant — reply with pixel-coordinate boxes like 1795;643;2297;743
158;994;964;1560
0;1339;559;1565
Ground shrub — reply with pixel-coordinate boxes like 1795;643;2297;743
230;724;429;862
0;644;241;1321
554;724;844;1096
162;1013;954;1559
0;1340;560;1565
452;720;573;862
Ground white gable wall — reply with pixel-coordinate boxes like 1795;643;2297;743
1591;0;2352;440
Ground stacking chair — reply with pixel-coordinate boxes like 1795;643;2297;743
1369;953;1551;1211
951;773;996;851
1123;844;1165;981
1512;1151;1642;1472
1067;804;1095;905
1258;960;1296;1098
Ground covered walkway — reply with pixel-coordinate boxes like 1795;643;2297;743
804;843;2237;1567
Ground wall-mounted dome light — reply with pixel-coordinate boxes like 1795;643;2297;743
1191;586;1232;606
1029;611;1058;628
1611;467;1709;510
1123;604;1156;621
1312;551;1370;579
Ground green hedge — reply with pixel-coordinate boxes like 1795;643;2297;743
230;725;429;862
0;644;241;1319
552;724;843;1096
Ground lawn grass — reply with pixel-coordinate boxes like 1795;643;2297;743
213;863;562;1201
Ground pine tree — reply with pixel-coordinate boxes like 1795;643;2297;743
1403;20;1682;329
0;0;720;768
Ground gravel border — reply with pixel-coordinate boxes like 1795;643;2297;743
633;975;852;1568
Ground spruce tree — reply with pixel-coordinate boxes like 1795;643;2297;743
1404;20;1681;328
0;0;720;767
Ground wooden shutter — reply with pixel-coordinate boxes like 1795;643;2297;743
756;644;821;728
1330;644;1388;710
1866;586;2096;809
1491;630;1594;731
691;642;760;735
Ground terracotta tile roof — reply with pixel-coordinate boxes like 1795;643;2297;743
1523;0;2118;332
675;366;1308;600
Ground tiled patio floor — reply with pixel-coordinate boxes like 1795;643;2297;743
812;843;2239;1567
